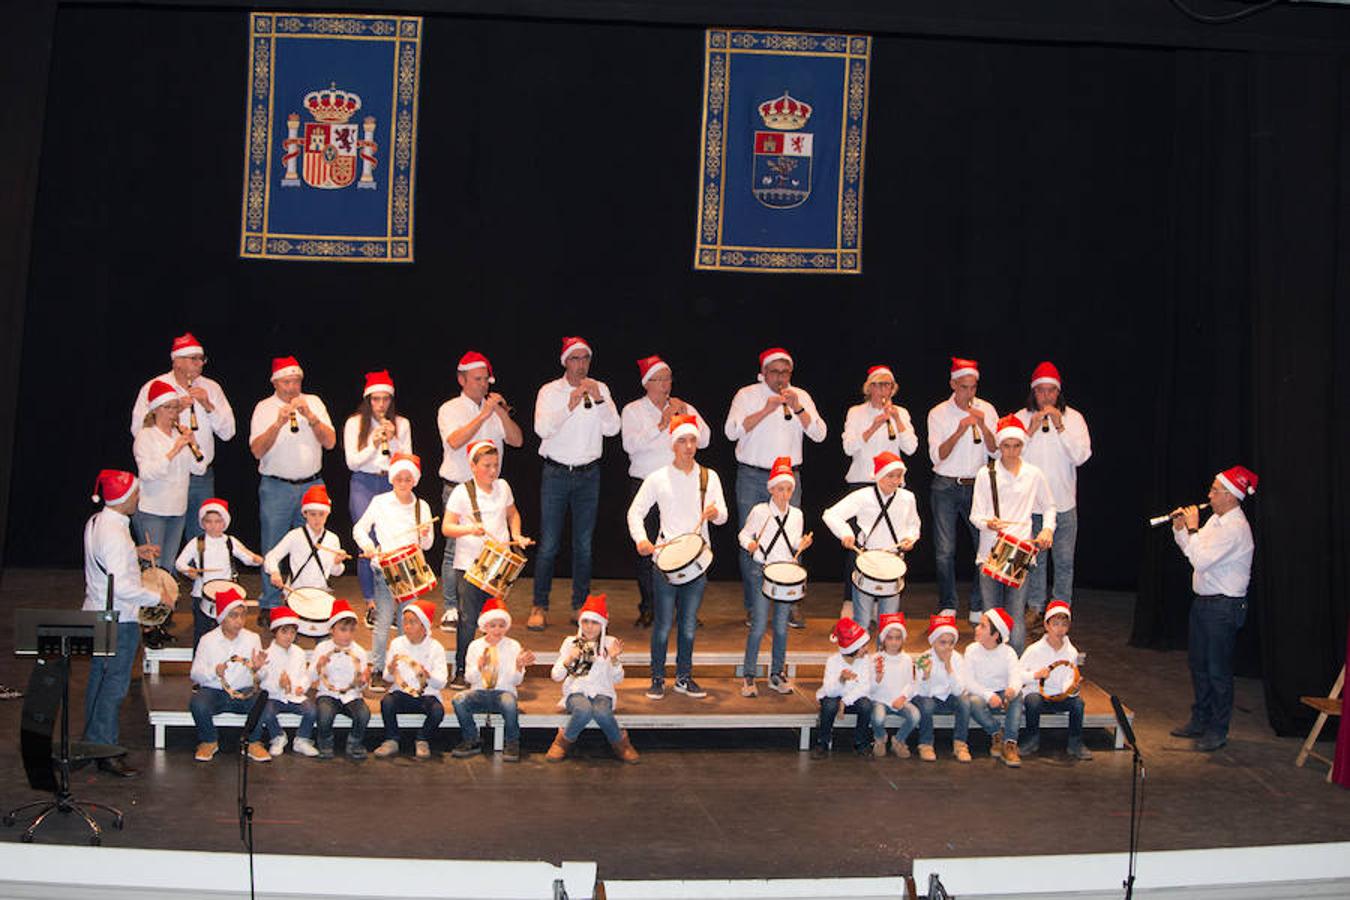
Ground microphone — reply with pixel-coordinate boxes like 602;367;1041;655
1110;694;1136;750
242;689;270;739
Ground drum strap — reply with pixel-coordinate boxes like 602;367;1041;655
987;459;1001;519
864;485;899;547
697;465;709;538
88;514;109;575
758;512;795;562
466;480;483;523
294;527;328;582
195;535;238;581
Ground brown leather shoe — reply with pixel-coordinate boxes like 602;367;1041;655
527;607;547;631
1002;740;1022;767
611;730;640;764
98;756;139;778
990;730;1004;758
247;741;271;763
545;728;573;762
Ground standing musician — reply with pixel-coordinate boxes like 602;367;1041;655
969;416;1055;654
133;380;207;564
627;415;728;700
724;347;827;630
249;356;336;618
1169;465;1257;752
926;356;998;622
531;336;621;631
174;498;263;650
620;355;710;628
130;332;236;544
345;370;413;626
262;484;346;601
1014;361;1091;625
436;351;523;632
83;470;175;778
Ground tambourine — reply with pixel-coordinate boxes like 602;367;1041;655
222;654;261;700
1038;659;1083;702
318;646;361;693
390;654;429;697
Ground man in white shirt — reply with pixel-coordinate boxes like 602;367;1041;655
531;336;621;630
724;348;826;628
1169;465;1258;752
249;356;336;614
130;332;236;543
620;355;709;627
1014;361;1091;623
926;357;998;621
436;351;523;630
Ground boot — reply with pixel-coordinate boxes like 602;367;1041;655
611;730;640;764
546;728;573;762
953;740;973;763
990;730;1004;758
1002;740;1022;768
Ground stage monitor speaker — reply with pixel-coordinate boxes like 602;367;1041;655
19;658;61;793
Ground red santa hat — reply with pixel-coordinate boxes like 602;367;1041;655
269;606;301;630
91;469;138;506
1217;465;1259;500
950;357;980;380
878;612;908;643
636;355;669;385
578;593;609;626
767;456;796;489
995;414;1028;445
1044;599;1072;624
405;599;436;633
926;614;959;645
983;607;1013;642
198;497;231;528
669;414;700;444
170;332;204;358
214;586;247;622
457;351;495;383
1030;361;1061;389
478;596;512;629
873;451;907;480
300;484;331;513
387;452;421;485
560;336;592;366
363;369;395;397
865;365;895;385
830;617;870;655
328;599;357;626
147;379;179;412
466;439;498;464
271;356;303;380
758;347;793;372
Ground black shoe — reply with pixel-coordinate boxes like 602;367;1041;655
98;756;139;778
645;678;665;700
364;605;376;628
448;674;468;691
787;606;805;629
1195;732;1228;752
1170;721;1207;739
810;746;829;760
635;609;653;628
451;739;482;759
502;740;521;762
673;677;708;699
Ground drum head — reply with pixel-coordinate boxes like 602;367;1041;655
656;534;704;571
764;561;808;584
203;579;247;602
288;587;335;621
857;551;907;580
141;567;178;597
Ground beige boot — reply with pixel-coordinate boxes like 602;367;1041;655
610;730;640;765
954;740;973;763
918;744;937;762
1002;740;1022;768
545;728;573;762
527;606;547;631
990;730;1004;758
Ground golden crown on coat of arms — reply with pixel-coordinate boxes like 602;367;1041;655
758;91;812;130
304;84;363;124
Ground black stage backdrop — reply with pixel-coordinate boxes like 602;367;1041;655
3;4;1348;735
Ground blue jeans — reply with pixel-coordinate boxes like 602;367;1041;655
440;481;459;614
1187;594;1247;737
564;693;622;743
452;689;520;743
1022;693;1085;750
259;475;321;609
849;583;900;633
979;571;1029;654
816;696;873;751
349;471;387;600
381;691;445;741
190;687;267;743
83;621;140;746
930;475;983;615
651;573;705;682
630;477;659;616
742;563;791;676
735;463;801;615
454;572;489;676
533;463;601;610
967;693;1025;742
369;571;404;674
133;510;186;570
315;695;370;752
183;469;215;543
915;693;971;745
870;700;920;743
1026;509;1076;612
260;697;316;741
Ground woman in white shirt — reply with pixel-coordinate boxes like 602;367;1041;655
133;380;206;564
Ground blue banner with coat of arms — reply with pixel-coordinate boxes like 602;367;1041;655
694;30;870;274
239;13;421;262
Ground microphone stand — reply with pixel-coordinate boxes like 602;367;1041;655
238;690;267;900
1111;695;1145;900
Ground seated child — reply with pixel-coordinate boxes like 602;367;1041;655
257;605;318;757
812;618;874;759
1019;600;1091;760
174;497;263;649
914;614;972;762
374;599;448;760
311;600;372;760
451;597;535;762
189;589;267;762
963;607;1026;767
869;612;919;759
548;593;636;764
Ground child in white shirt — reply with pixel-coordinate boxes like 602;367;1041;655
1018;600;1090;760
175;498;262;649
547;593;637;764
812;618;875;758
311;600;372;760
914;614;972;762
963;607;1027;767
374;599;448;760
257;606;318;757
451;597;534;762
188;592;266;763
869;612;919;758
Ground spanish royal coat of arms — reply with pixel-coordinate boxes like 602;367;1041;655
752;91;813;209
280;84;379;190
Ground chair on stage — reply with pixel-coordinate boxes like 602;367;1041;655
1294;664;1344;783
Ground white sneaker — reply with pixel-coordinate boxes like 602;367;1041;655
292;737;320;758
938;608;957;618
968;611;983;626
269;734;288;757
440;607;458;631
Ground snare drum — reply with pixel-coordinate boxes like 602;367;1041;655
201;579;247;620
287;586;335;637
465;539;527;597
654;533;712;585
762;561;808;602
377;544;438;601
851;550;907;597
138;567;178;626
981;531;1038;588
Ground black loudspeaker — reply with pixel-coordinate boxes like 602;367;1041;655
19;659;62;793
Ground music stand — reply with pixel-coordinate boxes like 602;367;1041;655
4;609;126;844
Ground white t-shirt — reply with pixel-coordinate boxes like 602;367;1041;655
447;478;515;570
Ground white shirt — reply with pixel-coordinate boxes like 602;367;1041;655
822;484;921;551
969;459;1056;563
1014;407;1091;511
724;382;827;467
249;393;333;479
133;425;207;516
620;397;711;478
927;396;998;478
83;509;162;617
551;634;625;704
1019;635;1080;698
263;525;345;588
447;478;515;570
343;414;412;475
310;639;370;704
962;641;1023;701
738;500;806;564
174;532;259;601
534;377;621;465
816;652;872;705
130;373;235;467
352;491;435;554
464;635;527;695
191;627;264;693
871;651;917;708
626;463;729;545
914;648;968;701
1173;506;1254;597
438;395;508;483
383;633;449;695
841;401;918;483
260;641;310;704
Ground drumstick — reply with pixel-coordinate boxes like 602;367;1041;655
792;532;814;563
380;516;441;546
